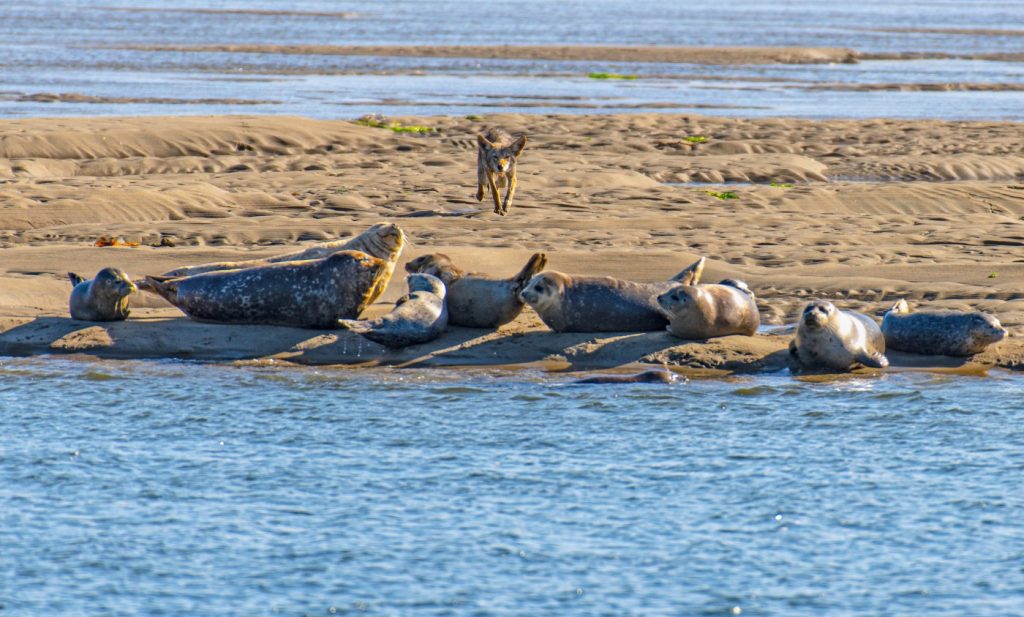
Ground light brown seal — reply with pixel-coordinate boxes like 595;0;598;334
143;223;405;305
68;268;137;321
657;278;759;339
881;299;1007;356
404;252;546;328
517;258;704;333
790;300;888;371
339;273;448;348
144;251;387;329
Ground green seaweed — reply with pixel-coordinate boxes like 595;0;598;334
988;272;998;278
354;115;435;133
706;190;739;200
770;182;794;188
684;135;708;144
588;72;638;80
464;114;482;121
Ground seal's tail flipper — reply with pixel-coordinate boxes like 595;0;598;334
888;298;910;314
143;276;179;303
68;272;86;287
671;256;705;286
513;253;547;291
338;318;372;334
856;351;889;369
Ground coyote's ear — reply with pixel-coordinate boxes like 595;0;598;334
513;135;527;155
477;133;494;148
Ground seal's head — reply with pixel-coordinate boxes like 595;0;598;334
518;272;565;312
801;300;836;331
657;285;695;315
971;313;1008;347
405;253;459;285
407;273;446;299
93;267;137;299
348;223;406;261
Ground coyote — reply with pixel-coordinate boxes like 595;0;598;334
476;128;527;216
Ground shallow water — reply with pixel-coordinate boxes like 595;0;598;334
3;356;1024;615
1;0;1022;119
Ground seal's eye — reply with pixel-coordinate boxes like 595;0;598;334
534;284;543;292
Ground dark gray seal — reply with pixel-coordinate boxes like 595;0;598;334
790;300;888;371
657;279;759;339
517;258;705;333
68;267;137;321
404;252;546;328
882;299;1007;356
339;273;447;348
144;251;387;329
573;367;681;384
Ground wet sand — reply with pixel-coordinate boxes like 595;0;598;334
1;113;1022;373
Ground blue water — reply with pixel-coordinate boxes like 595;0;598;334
1;0;1022;119
2;356;1023;615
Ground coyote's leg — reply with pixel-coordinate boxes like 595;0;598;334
501;171;517;215
487;172;503;214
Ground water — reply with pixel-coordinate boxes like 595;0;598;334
0;0;1022;119
2;356;1023;616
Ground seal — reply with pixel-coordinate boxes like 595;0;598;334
517;257;705;333
881;299;1007;356
144;251;387;328
789;300;889;371
657;278;759;339
68;267;137;321
573;367;681;385
339;273;448;348
148;223;405;305
404;252;547;328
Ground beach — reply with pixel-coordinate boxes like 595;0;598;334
2;112;1022;372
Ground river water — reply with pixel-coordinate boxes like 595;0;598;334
2;356;1023;616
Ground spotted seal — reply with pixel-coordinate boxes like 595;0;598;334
790;300;888;371
339;273;447;348
68;267;137;321
144;251;387;328
881;299;1007;356
517;257;705;333
573;367;681;385
404;252;546;328
657;277;759;339
145;223;405;305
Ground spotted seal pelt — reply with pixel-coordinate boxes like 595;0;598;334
142;223;405;305
404;252;546;328
790;300;889;371
68;267;137;321
517;257;705;333
339;273;447;348
144;251;387;328
573;367;681;385
881;299;1007;356
657;277;759;339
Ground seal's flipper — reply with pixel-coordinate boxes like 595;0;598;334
719;278;754;296
68;272;86;287
671;256;705;286
512;253;548;292
338;319;372;334
788;339;798;357
143;276;180;303
856;351;889;369
888;298;910;315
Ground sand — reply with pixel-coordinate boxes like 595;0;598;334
2;113;1023;374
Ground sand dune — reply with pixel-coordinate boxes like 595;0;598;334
1;113;1022;372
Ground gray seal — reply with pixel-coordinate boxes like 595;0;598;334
882;299;1007;356
790;300;889;371
517;257;705;333
404;252;546;328
144;251;387;328
339;273;448;348
573;367;681;384
68;267;137;321
657;278;759;339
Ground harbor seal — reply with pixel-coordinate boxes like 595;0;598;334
881;299;1007;356
517;258;705;333
145;223;405;305
573;367;681;384
657;278;759;339
404;252;547;328
339;273;448;348
790;300;889;371
144;251;387;328
68;268;137;321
